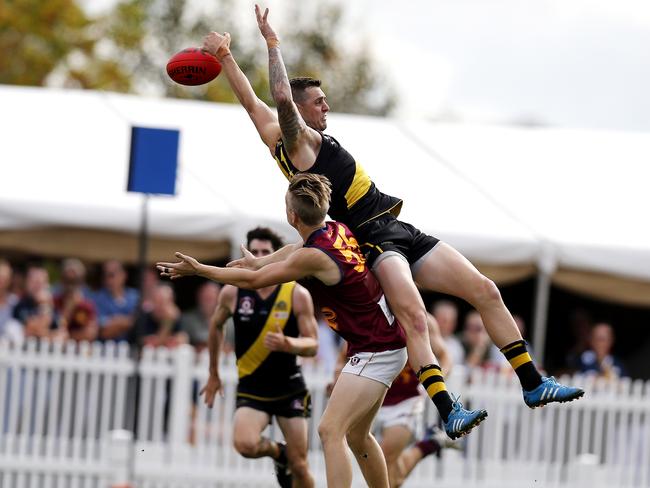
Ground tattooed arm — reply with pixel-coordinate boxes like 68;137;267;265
255;4;322;170
203;31;280;152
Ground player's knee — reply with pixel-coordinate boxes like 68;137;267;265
318;418;342;445
233;437;258;458
288;457;311;481
381;446;401;465
473;276;502;306
397;306;428;336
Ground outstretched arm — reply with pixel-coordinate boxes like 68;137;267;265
203;31;280;150
227;241;304;270
255;5;321;167
158;248;338;289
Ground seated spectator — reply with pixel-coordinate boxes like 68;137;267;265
54;258;98;342
132;283;187;348
461;310;501;370
431;300;465;367
0;259;22;344
180;281;220;352
578;322;627;379
93;260;139;342
13;265;63;340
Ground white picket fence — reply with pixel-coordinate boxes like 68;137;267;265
1;339;649;488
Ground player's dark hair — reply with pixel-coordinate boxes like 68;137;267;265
290;77;321;103
246;227;285;252
288;173;332;226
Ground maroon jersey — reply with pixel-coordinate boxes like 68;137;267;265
299;221;406;356
383;366;421;406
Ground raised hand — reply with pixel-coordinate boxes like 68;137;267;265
157;252;202;280
226;244;260;270
255;4;278;41
203;31;231;60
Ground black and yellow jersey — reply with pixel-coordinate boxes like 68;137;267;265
233;282;306;401
274;134;403;230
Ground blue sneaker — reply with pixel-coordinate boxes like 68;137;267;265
523;376;585;409
444;397;488;440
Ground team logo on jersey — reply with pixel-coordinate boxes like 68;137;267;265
350;356;360;366
272;300;289;320
237;297;255;316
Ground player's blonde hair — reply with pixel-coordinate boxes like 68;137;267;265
287;173;332;226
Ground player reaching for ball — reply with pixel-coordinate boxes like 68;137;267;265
201;4;584;418
158;174;487;488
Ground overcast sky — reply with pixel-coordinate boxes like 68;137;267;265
82;0;650;132
341;0;650;131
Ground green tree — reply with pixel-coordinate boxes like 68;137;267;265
1;0;396;116
0;0;95;85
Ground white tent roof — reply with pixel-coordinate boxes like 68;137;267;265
1;85;649;302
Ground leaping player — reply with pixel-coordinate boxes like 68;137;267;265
158;174;487;488
200;4;584;418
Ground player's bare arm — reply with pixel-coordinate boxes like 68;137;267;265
202;31;280;150
255;4;321;167
227;241;304;270
290;285;319;356
200;284;236;408
157;247;340;290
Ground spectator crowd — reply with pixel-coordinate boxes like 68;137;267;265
0;257;634;380
0;258;224;353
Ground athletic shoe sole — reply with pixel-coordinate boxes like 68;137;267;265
447;410;488;440
526;389;585;409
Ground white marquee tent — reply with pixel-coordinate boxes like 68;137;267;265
1;85;649;358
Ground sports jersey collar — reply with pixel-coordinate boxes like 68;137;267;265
304;224;330;246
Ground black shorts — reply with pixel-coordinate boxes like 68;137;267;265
356;214;440;268
236;390;312;419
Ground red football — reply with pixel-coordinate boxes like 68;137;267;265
166;47;222;86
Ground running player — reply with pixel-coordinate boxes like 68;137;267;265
201;5;583;410
157;174;487;488
199;227;318;488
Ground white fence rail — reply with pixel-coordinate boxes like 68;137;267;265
1;340;649;488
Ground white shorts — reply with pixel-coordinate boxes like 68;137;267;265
374;395;425;438
341;348;408;388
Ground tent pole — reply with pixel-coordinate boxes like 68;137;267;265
531;270;551;368
137;194;150;295
531;244;556;368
